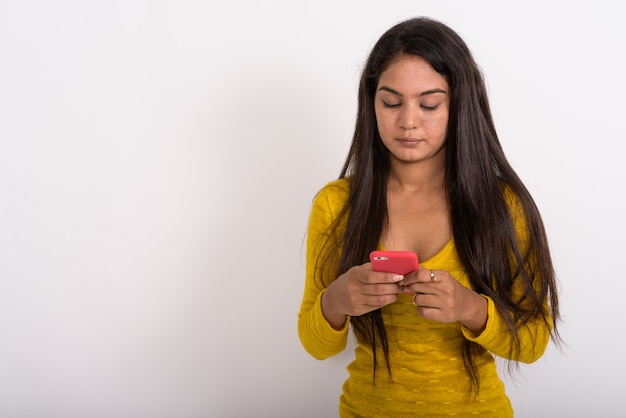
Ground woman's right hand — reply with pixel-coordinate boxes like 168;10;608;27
321;263;406;329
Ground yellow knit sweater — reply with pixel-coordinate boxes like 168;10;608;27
298;179;551;417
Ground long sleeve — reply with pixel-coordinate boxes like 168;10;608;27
461;187;553;363
461;295;551;363
297;180;351;360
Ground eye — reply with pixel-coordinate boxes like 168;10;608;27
420;103;439;111
383;101;400;109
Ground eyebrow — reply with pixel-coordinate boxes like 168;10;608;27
377;86;447;97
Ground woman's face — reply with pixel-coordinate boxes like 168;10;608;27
374;54;450;165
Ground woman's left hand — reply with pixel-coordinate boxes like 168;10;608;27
401;267;489;336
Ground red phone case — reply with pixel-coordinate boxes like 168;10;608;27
369;250;419;275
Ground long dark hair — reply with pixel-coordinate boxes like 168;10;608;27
317;17;560;390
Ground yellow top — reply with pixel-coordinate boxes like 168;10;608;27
298;178;551;417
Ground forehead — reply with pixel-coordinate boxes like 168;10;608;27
377;54;448;94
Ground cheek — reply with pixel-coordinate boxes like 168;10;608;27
424;113;449;134
423;112;446;124
374;111;385;136
375;112;395;137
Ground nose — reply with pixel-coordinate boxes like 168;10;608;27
399;104;419;130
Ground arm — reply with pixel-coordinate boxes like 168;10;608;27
464;189;553;363
297;182;351;360
462;293;552;363
410;268;550;363
410;187;554;363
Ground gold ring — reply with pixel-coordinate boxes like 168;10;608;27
430;270;437;282
412;293;418;306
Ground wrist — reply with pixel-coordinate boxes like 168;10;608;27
321;287;348;330
461;292;488;336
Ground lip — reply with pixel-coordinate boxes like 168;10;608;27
397;137;421;145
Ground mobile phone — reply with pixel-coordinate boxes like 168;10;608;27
369;250;419;275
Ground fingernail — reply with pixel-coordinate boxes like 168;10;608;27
392;275;404;282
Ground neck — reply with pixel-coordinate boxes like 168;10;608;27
387;151;446;194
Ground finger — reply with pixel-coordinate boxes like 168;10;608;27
397;269;418;286
418;268;447;285
361;270;405;284
416;305;442;321
361;282;405;296
408;267;434;283
406;279;443;297
361;293;399;308
412;293;440;309
411;281;441;295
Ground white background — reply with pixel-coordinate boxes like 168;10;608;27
1;1;624;417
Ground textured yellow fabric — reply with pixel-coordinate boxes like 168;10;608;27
298;178;551;417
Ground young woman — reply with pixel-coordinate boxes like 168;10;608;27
298;17;560;417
